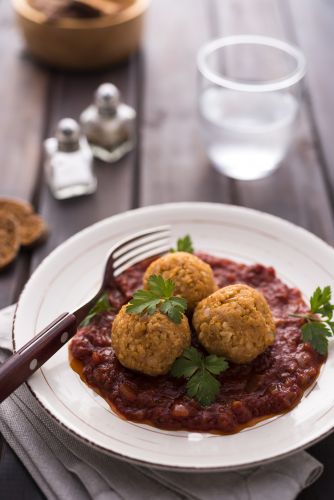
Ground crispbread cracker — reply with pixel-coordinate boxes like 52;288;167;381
20;213;48;247
0;198;33;217
0;198;48;247
0;212;20;269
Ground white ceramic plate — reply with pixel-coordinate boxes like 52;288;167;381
13;202;334;471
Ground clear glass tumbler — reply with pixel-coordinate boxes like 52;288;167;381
197;35;306;180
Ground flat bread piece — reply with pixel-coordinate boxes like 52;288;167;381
0;213;20;269
0;198;48;247
19;213;48;247
0;198;33;217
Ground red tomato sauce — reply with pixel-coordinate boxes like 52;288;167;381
69;253;325;434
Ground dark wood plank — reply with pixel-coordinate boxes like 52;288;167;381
285;0;334;211
0;3;48;200
139;0;233;206
31;57;139;269
212;0;334;244
0;2;49;307
0;440;45;500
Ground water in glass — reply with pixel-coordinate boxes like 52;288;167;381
199;88;298;180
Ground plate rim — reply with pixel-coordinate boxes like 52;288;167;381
12;201;334;471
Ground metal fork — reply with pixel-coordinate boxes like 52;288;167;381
0;225;171;403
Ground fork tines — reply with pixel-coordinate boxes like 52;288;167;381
112;226;171;276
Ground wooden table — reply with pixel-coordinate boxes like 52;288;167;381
1;0;334;498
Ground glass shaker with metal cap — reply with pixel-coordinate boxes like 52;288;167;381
80;83;136;162
44;118;97;200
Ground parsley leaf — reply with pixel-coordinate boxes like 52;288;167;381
310;286;331;313
148;275;174;297
301;323;330;355
160;297;187;324
80;292;113;327
170;347;202;378
126;275;187;324
204;354;229;375
290;286;334;355
170;346;228;406
186;370;221;406
171;235;194;254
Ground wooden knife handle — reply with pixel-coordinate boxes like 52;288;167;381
0;313;77;404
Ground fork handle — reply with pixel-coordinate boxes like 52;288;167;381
0;313;77;404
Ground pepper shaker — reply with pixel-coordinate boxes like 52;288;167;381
80;83;136;162
44;118;97;200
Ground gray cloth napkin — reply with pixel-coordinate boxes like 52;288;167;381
0;305;323;500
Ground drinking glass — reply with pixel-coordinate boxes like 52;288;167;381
197;35;306;180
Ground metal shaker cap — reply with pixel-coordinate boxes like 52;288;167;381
56;118;80;151
95;83;120;114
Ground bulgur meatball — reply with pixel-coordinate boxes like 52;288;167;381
143;252;217;310
111;306;191;376
193;284;275;364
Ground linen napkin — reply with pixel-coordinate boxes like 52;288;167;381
0;305;323;500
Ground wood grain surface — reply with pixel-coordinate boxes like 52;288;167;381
1;0;334;498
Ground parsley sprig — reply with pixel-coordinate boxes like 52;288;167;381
291;286;334;355
171;235;194;254
126;275;187;324
171;347;229;405
81;292;113;327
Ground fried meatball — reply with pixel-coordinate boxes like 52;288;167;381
111;307;191;376
193;284;275;364
143;252;217;310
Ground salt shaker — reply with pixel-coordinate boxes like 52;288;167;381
80;83;136;162
44;118;97;200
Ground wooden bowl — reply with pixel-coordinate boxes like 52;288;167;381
12;0;150;70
